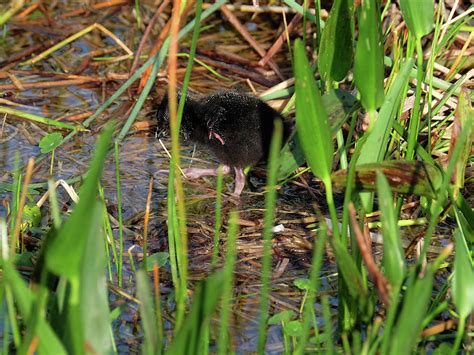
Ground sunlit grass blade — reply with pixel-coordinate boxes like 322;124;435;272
115;54;163;143
318;0;353;83
376;171;405;289
354;0;384;112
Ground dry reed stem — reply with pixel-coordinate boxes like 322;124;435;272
0;78;101;91
13;0;129;25
258;13;302;67
24;23;132;66
220;4;285;80
129;0;171;79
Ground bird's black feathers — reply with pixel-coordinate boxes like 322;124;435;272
155;90;291;168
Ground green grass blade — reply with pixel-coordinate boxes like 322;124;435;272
357;59;414;165
166;271;225;354
390;270;433;354
294;38;333;185
296;221;327;354
356;58;414;210
0;106;81;131
217;211;239;355
115;54;163;144
257;120;283;353
212;166;224;269
376;171;405;289
114;142;124;287
137;270;159;354
1;260;67;354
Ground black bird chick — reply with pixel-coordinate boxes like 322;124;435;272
156;90;291;196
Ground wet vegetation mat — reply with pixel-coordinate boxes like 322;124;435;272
0;0;473;353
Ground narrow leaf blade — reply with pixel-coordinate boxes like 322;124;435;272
294;39;333;184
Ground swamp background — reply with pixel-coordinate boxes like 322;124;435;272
0;0;473;354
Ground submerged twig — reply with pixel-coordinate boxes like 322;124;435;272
22;23;133;66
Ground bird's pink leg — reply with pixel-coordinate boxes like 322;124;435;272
183;165;231;179
233;167;246;196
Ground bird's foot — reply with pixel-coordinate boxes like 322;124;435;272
183;165;231;179
232;167;246;196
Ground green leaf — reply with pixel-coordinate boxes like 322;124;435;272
278;90;359;180
46;124;114;278
294;39;333;185
452;230;474;319
376;171;405;289
283;320;303;337
354;0;384;111
21;203;41;230
39;132;63;154
268;310;296;325
399;0;434;39
14;251;35;268
293;278;315;292
357;59;414;166
355;58;414;210
330;235;368;299
319;0;354;82
333;160;443;198
144;252;170;271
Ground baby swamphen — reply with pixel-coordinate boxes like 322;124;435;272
155;90;291;196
